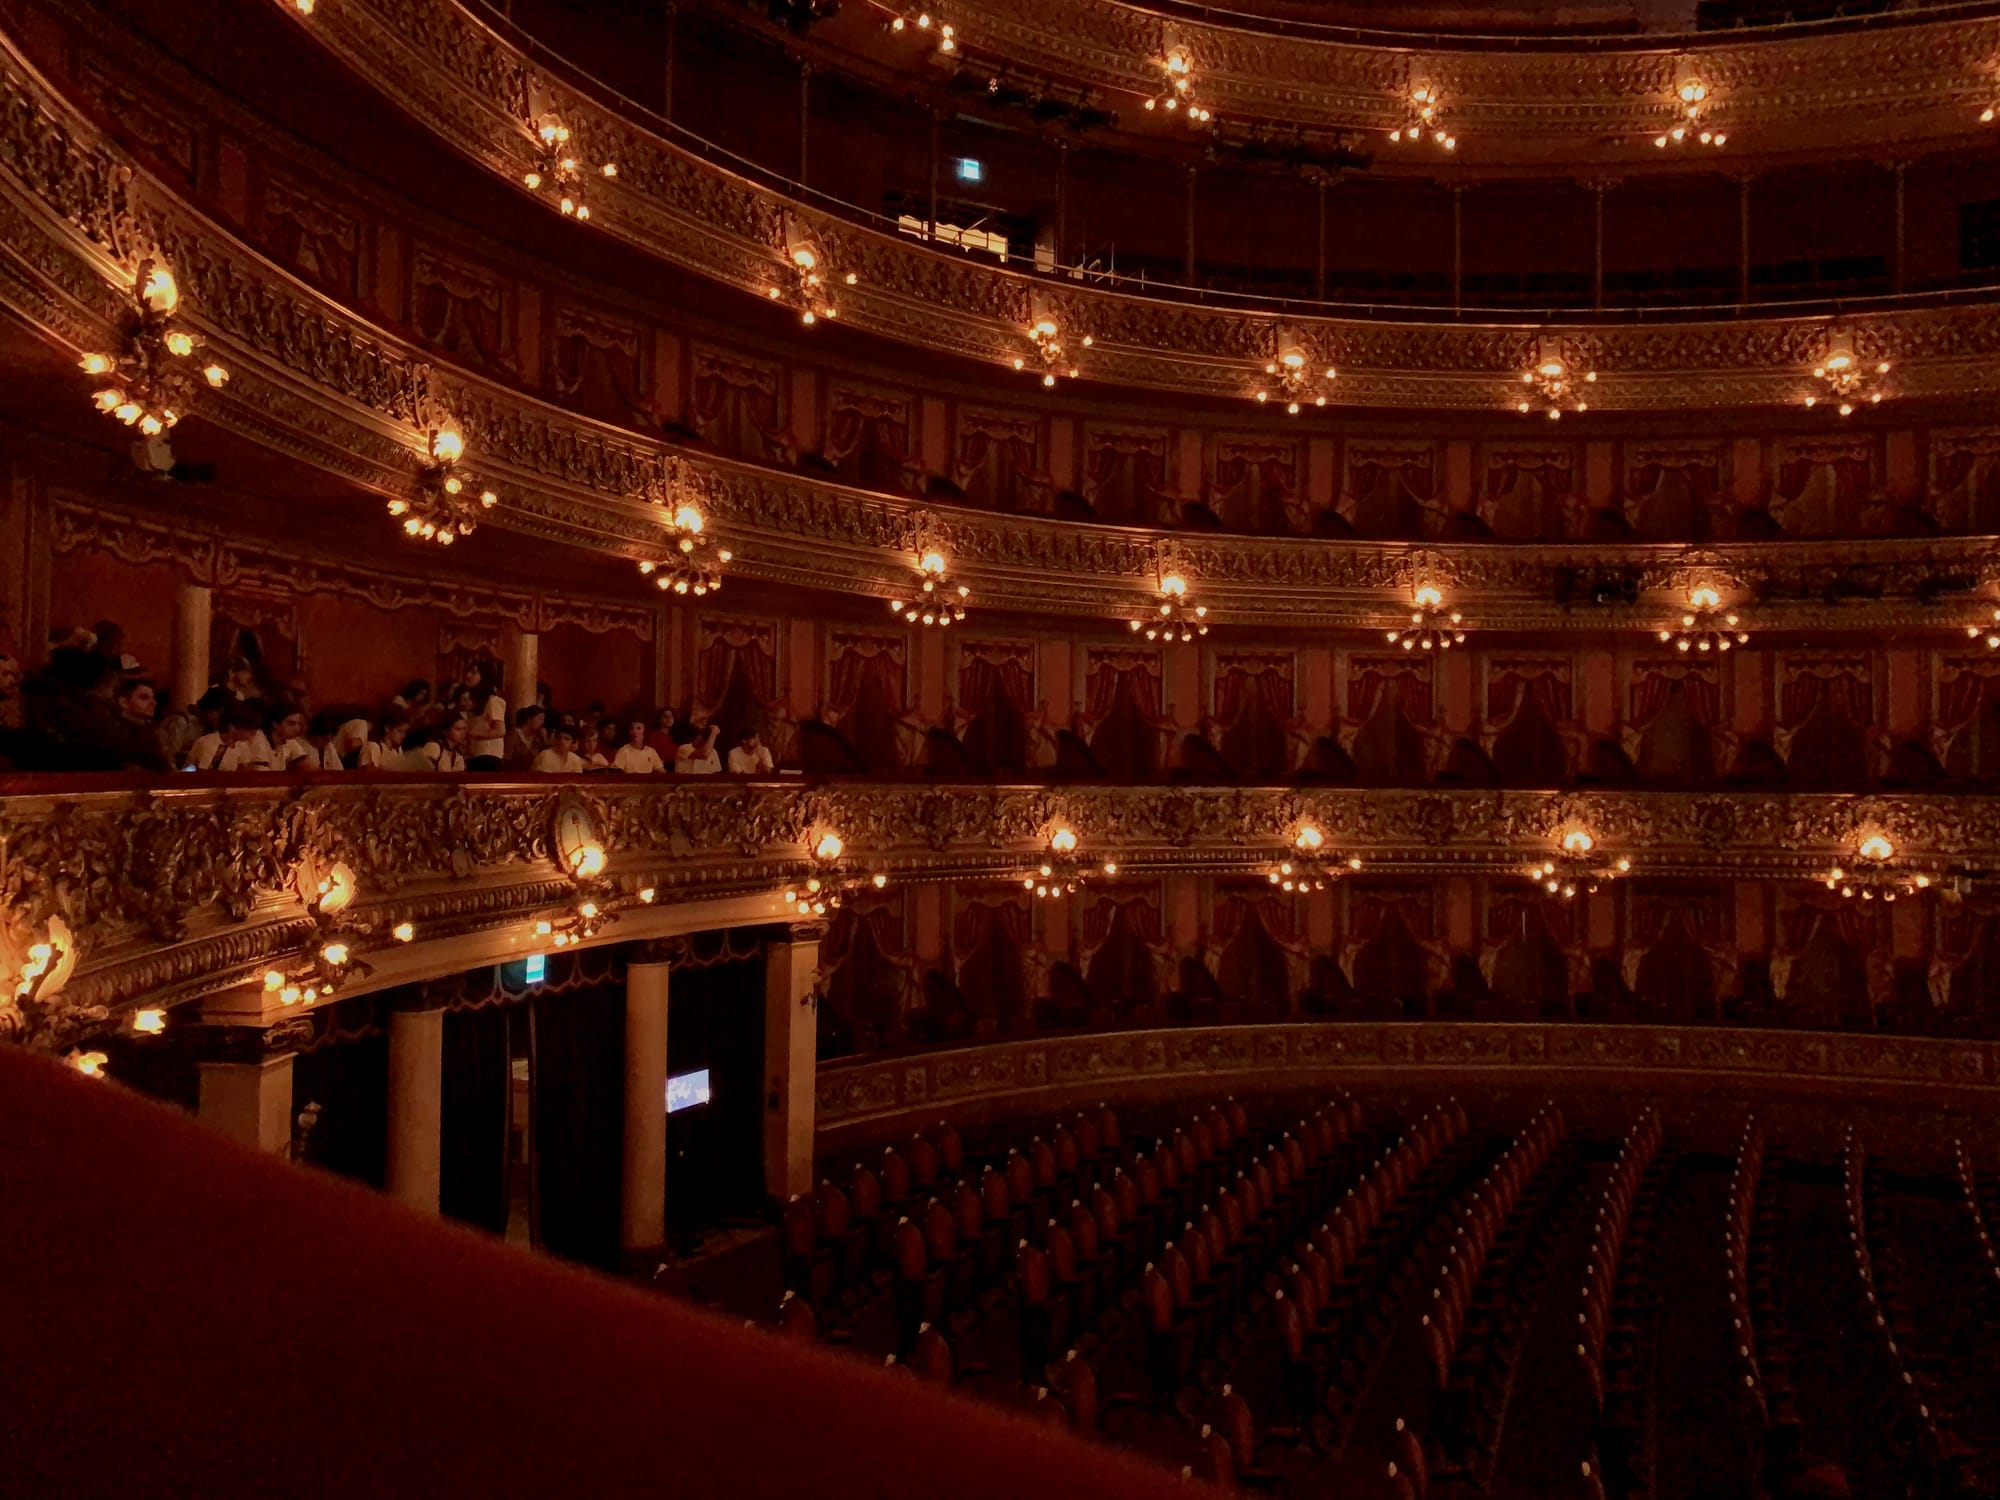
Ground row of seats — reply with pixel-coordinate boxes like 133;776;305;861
1577;1113;1669;1499
1954;1140;2000;1289
1395;1107;1577;1496
1841;1133;1952;1484
1725;1119;1794;1440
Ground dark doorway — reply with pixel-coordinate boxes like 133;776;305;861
665;941;769;1248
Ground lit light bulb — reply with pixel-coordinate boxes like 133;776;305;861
815;832;845;861
430;426;465;464
393;922;415;942
133;1008;166;1034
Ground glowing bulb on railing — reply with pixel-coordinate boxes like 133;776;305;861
919;549;947;575
392;922;415;942
262;970;285;990
1562;830;1595;856
430;426;465;464
1858;835;1895;863
815;833;845;861
672;503;704;533
568;841;607;878
141;267;179;314
1296;826;1324;851
321;942;349;966
1050;828;1079;854
1160;574;1187;598
133;1008;166;1034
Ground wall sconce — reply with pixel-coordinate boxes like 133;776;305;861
1388;584;1465;651
1660;585;1748;653
1530;828;1629;899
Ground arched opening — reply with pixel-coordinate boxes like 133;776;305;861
1089;676;1161;779
1084;907;1158;1018
1786;920;1874;1030
1218;690;1290;780
1491;692;1569;785
1635;681;1715;785
843;669;906;774
822;912;908;1049
1490;927;1571;1019
1634;918;1715;1022
1785;706;1869;789
1215;909;1291;1017
1351;693;1429;785
1352;910;1431;1016
957;922;1029;1032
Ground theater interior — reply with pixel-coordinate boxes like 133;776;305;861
5;0;2000;1494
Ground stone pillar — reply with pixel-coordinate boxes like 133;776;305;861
196;1022;310;1154
510;630;540;714
172;581;211;711
623;946;672;1256
385;995;446;1214
763;923;821;1201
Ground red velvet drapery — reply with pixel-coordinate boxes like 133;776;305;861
1779;663;1871;730
959;649;1035;718
1485;890;1575;946
553;315;646;425
1776;455;1869;503
695;626;779;718
691;356;786;461
955;420;1040;510
1212;447;1297;530
414;256;509;371
1781;898;1880;958
1214;658;1294;728
1213;886;1298;947
1350;662;1435;726
1347;885;1436;944
1630;888;1725;949
1629;660;1721;732
1938;659;2000;733
952;896;1032;959
1081;888;1163;951
1487;664;1572;728
1084;654;1164;725
1085;436;1168;524
827;637;907;720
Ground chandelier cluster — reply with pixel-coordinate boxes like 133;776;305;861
767;243;854;327
1388;84;1455;150
1387;585;1465;652
1655;78;1726;149
522;114;617;221
891;549;968;628
389;424;497;546
257;860;415;1009
1022;828;1117;900
784;832;888;917
1803;334;1890;416
1518;344;1595;418
1267;826;1362;893
79;264;228;440
888;7;956;54
1823;835;1931;903
1142;44;1211;124
1131;571;1208;642
638;500;730;595
1530;829;1629;900
1255;341;1337;414
1660;586;1748;654
1967;607;2000;649
1014;316;1089;387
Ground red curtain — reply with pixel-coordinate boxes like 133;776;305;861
952;897;1031;959
691;362;784;460
415;271;507;371
1938;662;2000;733
695;630;779;715
1214;661;1293;728
1487;667;1571;728
1351;664;1434;726
823;897;908;966
1781;900;1879;958
1085;656;1163;725
1485;890;1574;946
1780;666;1870;730
956;424;1040;509
1213;888;1297;948
1086;440;1167;523
959;652;1034;718
827;640;907;720
1347;886;1434;945
1350;457;1434;501
1629;662;1721;731
554;322;644;424
1776;458;1816;502
1081;890;1163;950
1631;890;1724;949
1936;449;1977;493
1485;460;1571;498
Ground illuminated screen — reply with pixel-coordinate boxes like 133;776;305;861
666;1069;712;1114
523;953;546;984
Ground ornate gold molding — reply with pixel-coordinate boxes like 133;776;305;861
1;32;1996;631
1;777;1995;1050
280;0;2000;407
815;1021;2000;1138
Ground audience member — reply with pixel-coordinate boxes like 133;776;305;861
423;715;470;772
726;730;774;775
676;723;721;774
158;687;217;766
328;718;382;769
507;705;547;769
0;651;20;731
268;704;315;771
17;646;169;772
532;717;585;773
378;710;413;767
579;719;608;768
460;664;507;769
646;708;678;762
612;720;665;774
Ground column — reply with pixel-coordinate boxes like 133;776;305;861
385;995;445;1214
1737;174;1752;304
1183;166;1197;285
197;1029;302;1154
622;945;671;1256
172;580;211;711
510;630;540;714
763;923;821;1201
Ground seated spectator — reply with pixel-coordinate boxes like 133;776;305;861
267;704;316;772
533;717;585;773
159;686;217;767
579;719;609;768
726;730;774;775
390;678;431;718
305;710;342;769
189;702;270;772
18;646;169;772
377;710;415;769
328;718;382;770
423;714;470;773
646;708;678;762
507;705;547;769
676;723;721;774
460;665;507;769
116;677;157;728
0;650;20;731
612;720;665;774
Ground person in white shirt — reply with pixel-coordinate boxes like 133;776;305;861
725;730;774;776
266;705;316;772
578;720;610;769
532;719;585;774
422;715;470;773
189;703;270;771
676;724;721;774
325;719;382;770
612;720;665;774
459;664;507;766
